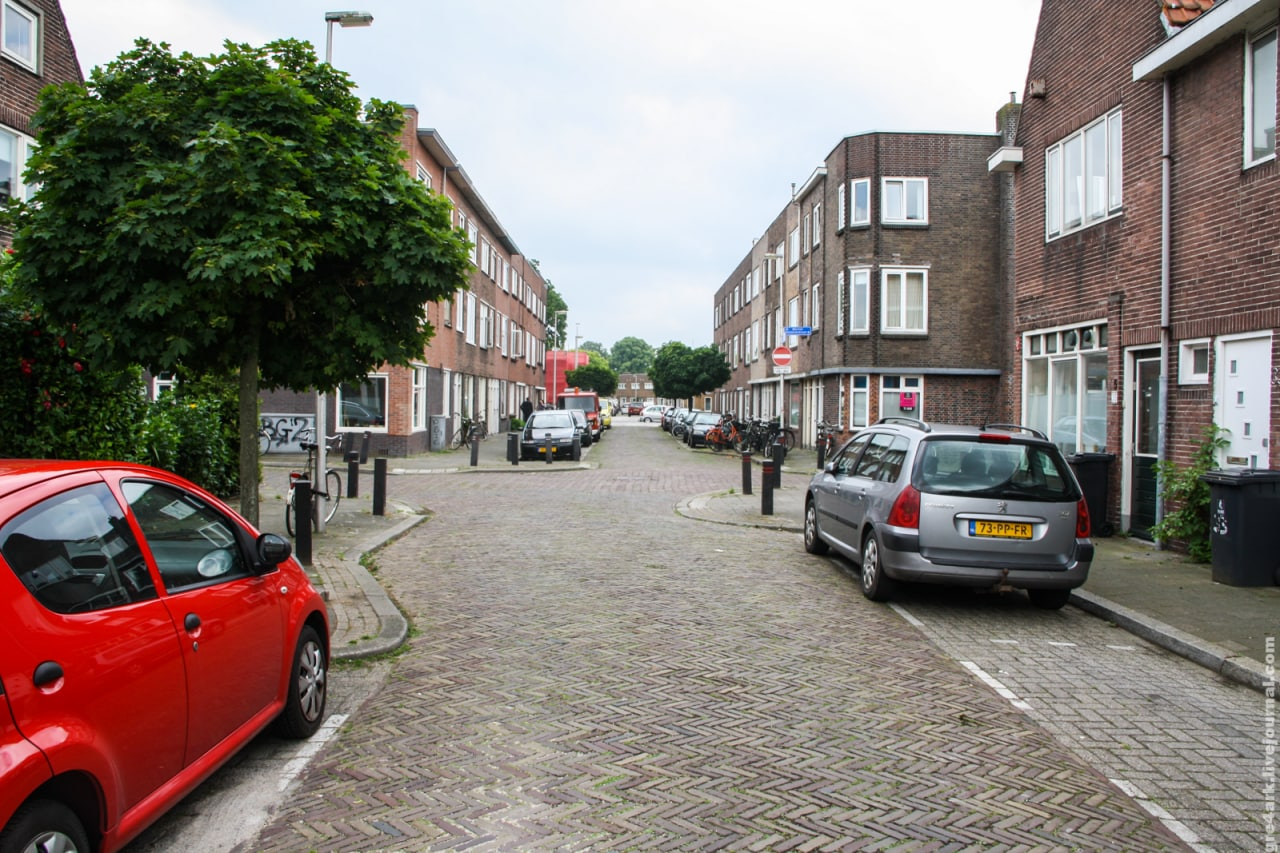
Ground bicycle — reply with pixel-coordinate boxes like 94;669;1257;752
704;413;745;453
285;435;343;537
450;413;488;449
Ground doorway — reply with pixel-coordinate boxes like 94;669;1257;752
1129;352;1161;538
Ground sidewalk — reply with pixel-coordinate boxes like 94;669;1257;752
263;437;1277;693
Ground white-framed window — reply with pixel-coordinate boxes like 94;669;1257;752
850;375;869;428
152;370;178;398
851;178;870;226
881;376;922;419
2;0;39;72
812;202;822;247
836;271;846;335
412;365;428;431
415;163;431;188
1179;338;1211;385
881;178;926;225
774;242;784;280
0;125;36;201
1022;323;1108;453
1246;27;1277;167
802;213;811;255
337;375;388;432
464;292;477;346
1046;109;1122;239
811;282;821;330
850;268;870;334
837;182;847;230
880;268;927;334
788;227;799;267
787;296;800;348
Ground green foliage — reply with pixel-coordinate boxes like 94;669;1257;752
580;340;608;360
5;38;473;521
650;341;730;405
1;253;237;493
610;336;654;374
565;352;618;396
545;283;568;346
1149;424;1230;562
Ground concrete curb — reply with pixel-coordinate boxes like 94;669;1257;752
1070;589;1269;694
328;512;423;662
674;491;804;533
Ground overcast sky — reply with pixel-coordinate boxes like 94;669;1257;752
58;0;1040;352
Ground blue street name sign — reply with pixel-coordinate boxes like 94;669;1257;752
784;326;813;336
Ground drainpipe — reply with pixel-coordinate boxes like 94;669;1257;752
1156;75;1172;539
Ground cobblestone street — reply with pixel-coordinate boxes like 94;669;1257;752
248;424;1254;852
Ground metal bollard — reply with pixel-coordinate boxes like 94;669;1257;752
508;432;520;465
772;441;787;488
761;462;774;515
572;435;581;462
816;436;827;470
294;476;312;566
359;430;371;464
469;435;480;467
545;436;554;464
347;459;359;498
742;451;753;495
373;458;387;516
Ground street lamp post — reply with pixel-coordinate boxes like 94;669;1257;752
314;10;373;533
762;251;784;421
550;309;568;406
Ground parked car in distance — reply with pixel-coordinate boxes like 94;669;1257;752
0;459;330;853
521;410;579;460
567;408;592;446
671;409;698;440
640;404;668;422
685;411;723;448
661;407;687;432
626;402;645;416
803;419;1093;610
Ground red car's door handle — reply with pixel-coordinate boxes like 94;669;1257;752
185;613;201;632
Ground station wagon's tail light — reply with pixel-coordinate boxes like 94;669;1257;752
887;485;921;529
1076;497;1091;538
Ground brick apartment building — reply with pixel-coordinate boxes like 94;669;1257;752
261;107;550;456
1;0;81;242
1000;0;1278;537
713;127;1014;448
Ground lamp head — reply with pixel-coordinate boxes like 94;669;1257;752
325;10;374;26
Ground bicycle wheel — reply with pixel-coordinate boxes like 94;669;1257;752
285;490;296;538
476;423;488;440
452;428;468;450
258;430;271;455
323;470;341;522
780;429;797;451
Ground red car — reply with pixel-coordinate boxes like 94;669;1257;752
625;402;644;416
0;460;330;853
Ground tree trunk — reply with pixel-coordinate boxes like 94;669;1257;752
239;349;261;526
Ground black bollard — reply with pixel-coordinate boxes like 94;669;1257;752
373;458;387;516
294;476;312;566
772;441;787;488
572;435;581;462
359;430;371;464
742;451;753;495
816;436;827;470
347;459;359;498
508;432;519;465
469;435;480;467
545;436;553;464
761;462;774;515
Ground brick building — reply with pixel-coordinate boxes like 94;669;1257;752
262;107;550;456
1000;0;1278;536
713;127;1014;448
1;0;82;242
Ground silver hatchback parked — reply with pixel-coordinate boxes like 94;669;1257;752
803;418;1094;609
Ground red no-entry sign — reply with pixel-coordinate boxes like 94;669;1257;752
771;345;792;367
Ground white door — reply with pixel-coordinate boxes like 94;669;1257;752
1217;335;1272;469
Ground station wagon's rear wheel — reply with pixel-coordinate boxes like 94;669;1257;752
859;531;894;602
1027;588;1072;610
803;499;828;555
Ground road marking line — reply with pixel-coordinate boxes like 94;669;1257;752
958;660;1032;711
991;639;1020;645
889;603;925;628
1107;644;1137;650
1047;641;1077;647
1110;778;1215;852
279;713;349;792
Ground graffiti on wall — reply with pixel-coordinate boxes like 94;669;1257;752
258;414;315;454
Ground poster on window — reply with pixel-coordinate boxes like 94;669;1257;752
899;392;917;412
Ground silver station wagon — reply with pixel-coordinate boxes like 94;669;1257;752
803;418;1094;609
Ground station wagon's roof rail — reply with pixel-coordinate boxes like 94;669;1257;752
982;423;1048;440
875;417;930;432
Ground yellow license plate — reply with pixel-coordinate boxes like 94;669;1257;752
970;520;1032;539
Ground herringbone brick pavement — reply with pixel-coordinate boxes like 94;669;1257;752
251;426;1190;852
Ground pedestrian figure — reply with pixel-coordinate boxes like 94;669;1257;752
521;398;534;421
